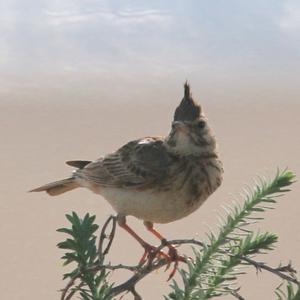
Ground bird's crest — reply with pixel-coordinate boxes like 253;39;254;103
173;82;201;122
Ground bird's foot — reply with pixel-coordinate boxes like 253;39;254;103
165;244;187;281
138;241;187;281
138;242;169;266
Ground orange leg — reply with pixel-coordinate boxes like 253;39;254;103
144;221;186;280
117;215;168;265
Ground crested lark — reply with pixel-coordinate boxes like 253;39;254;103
31;82;223;277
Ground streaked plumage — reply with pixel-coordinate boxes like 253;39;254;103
31;82;223;227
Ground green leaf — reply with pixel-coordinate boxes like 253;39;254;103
57;227;75;237
57;238;78;251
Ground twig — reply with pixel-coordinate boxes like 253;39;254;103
130;286;143;300
86;263;139;273
104;259;169;299
241;257;299;285
98;215;117;261
230;288;245;300
153;238;204;257
65;282;85;300
61;273;80;300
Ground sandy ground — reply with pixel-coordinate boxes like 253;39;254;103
1;87;300;299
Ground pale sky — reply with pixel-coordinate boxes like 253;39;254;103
1;0;299;102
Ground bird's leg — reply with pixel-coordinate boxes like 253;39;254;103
144;221;186;280
117;215;168;266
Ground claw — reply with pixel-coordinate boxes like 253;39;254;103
138;249;148;266
139;243;169;266
143;222;188;280
166;244;187;281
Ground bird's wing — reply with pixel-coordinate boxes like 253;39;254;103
76;137;176;189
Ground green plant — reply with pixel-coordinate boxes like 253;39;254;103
57;213;112;300
57;170;299;299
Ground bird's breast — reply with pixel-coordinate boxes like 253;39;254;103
179;158;223;206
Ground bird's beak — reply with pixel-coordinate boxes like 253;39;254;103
172;121;189;134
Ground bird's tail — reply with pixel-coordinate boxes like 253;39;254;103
30;177;79;196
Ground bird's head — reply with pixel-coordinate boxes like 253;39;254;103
166;82;217;156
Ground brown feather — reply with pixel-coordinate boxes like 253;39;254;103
29;178;79;196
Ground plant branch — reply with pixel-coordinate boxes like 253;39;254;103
98;215;117;262
242;257;299;285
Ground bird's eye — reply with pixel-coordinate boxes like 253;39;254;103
197;121;206;129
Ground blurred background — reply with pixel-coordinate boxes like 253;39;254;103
1;1;299;299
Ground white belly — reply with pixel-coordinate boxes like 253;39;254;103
96;187;206;224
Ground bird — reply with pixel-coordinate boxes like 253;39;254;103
31;82;223;278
